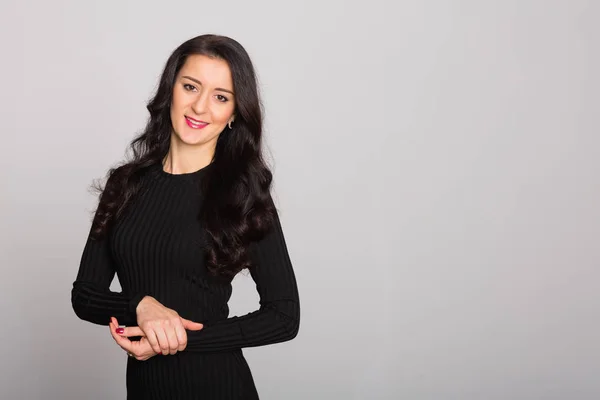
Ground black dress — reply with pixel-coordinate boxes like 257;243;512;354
71;162;300;399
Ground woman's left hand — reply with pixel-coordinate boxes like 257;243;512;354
109;317;158;361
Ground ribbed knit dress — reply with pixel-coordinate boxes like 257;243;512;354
71;161;300;399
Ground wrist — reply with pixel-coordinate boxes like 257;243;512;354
129;294;150;316
136;295;153;313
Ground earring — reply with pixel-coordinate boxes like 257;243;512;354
228;119;234;129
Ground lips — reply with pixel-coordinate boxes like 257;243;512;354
185;116;209;129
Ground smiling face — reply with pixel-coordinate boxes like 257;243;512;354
169;54;236;150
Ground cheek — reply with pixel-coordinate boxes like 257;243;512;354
169;107;179;127
170;89;188;113
213;105;235;124
171;97;190;122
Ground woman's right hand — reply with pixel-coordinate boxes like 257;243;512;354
134;296;204;355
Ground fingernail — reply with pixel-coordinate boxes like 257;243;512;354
116;328;124;334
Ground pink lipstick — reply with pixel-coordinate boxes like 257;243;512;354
185;116;209;129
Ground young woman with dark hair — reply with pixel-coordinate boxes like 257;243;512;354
71;34;300;399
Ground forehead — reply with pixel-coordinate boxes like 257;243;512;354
178;54;233;88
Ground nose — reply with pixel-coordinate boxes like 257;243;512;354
191;90;209;115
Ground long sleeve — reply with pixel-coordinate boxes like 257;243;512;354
71;221;143;327
183;206;300;353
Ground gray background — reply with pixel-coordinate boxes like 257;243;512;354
1;0;598;399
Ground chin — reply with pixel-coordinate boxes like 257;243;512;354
174;129;218;147
177;135;205;146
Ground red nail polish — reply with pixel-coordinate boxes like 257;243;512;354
116;328;124;334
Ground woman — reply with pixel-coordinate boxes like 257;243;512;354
71;34;300;399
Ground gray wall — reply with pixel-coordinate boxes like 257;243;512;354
1;0;598;399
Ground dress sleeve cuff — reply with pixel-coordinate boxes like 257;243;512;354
126;293;146;325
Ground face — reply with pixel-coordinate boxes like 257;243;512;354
170;54;236;149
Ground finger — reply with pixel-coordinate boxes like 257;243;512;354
110;317;122;331
109;322;133;353
110;318;122;336
154;328;170;355
109;321;117;339
112;317;124;329
110;327;127;348
144;328;162;355
119;326;146;337
132;337;158;360
180;318;204;331
111;317;128;337
174;324;187;351
163;325;179;355
109;319;121;338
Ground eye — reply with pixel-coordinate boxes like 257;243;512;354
183;83;196;92
216;94;229;103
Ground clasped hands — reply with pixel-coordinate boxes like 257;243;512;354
109;296;204;361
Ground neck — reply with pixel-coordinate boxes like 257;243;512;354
162;134;216;174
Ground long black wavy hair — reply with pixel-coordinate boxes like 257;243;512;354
91;34;275;283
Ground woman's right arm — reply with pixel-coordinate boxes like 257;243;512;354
72;206;201;356
71;222;145;327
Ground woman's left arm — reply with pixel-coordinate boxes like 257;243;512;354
183;204;300;353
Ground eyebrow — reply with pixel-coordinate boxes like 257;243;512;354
181;75;235;95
